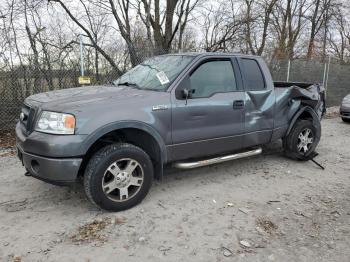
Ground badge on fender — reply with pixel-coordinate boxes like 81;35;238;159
152;105;168;111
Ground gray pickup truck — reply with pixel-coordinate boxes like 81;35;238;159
16;53;325;211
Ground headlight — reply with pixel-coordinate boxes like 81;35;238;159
35;111;75;135
343;98;350;105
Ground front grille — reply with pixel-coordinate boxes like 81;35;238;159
20;104;36;134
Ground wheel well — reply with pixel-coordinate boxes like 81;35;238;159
298;110;313;121
287;107;319;137
78;128;163;180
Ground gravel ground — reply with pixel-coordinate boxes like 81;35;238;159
0;131;16;158
0;117;349;262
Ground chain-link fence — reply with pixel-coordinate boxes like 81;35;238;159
1;54;349;131
0;67;120;131
0;46;162;131
267;57;349;107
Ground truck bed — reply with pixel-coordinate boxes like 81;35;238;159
274;81;315;89
273;81;326;118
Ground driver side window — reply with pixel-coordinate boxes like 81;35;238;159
190;60;237;98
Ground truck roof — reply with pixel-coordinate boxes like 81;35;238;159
163;52;261;59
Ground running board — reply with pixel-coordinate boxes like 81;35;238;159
173;148;262;169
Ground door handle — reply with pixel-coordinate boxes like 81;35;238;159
233;100;244;109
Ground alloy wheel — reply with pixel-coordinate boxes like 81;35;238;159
102;158;144;202
297;128;314;153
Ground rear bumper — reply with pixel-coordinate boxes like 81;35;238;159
17;145;82;185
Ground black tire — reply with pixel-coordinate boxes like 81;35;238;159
283;120;319;160
342;117;350;123
84;143;153;211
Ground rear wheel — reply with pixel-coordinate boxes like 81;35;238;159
283;120;319;160
342;117;350;123
84;143;153;211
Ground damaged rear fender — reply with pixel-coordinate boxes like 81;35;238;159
286;106;321;143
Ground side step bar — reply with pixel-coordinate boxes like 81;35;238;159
173;148;262;169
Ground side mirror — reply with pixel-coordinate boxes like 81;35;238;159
182;88;195;98
182;88;189;99
182;88;195;105
175;75;195;104
176;75;190;98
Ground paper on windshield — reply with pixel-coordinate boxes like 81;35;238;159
156;71;170;85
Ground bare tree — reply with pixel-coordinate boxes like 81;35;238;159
305;0;332;59
200;0;244;52
48;0;124;75
328;3;350;63
78;0;109;81
138;0;201;52
244;0;278;55
272;0;307;59
2;0;350;89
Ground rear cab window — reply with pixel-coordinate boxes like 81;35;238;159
240;58;265;91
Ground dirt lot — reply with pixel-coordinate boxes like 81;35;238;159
0;116;349;262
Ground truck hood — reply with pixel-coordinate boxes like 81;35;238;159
25;85;158;111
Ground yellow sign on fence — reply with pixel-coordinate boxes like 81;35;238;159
78;76;91;85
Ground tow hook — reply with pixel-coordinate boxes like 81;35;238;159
24;171;31;177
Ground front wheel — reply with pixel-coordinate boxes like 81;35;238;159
342;117;350;123
283;120;319;160
84;143;153;211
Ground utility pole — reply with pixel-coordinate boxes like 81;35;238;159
78;34;91;85
80;34;84;77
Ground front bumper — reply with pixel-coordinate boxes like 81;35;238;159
16;122;84;185
17;145;82;185
340;104;350;119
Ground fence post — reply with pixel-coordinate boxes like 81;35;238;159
286;59;291;82
323;56;331;97
325;56;331;97
322;57;327;87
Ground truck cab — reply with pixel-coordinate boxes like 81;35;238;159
169;54;276;161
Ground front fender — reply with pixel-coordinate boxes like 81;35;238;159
80;120;167;163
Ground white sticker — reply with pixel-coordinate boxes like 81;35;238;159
156;71;170;85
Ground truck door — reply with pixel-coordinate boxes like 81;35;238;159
169;57;245;161
237;57;275;148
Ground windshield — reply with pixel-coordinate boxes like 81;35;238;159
113;55;194;91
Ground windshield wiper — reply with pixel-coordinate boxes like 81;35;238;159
117;82;141;89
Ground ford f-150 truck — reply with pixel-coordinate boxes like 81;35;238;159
16;53;325;211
